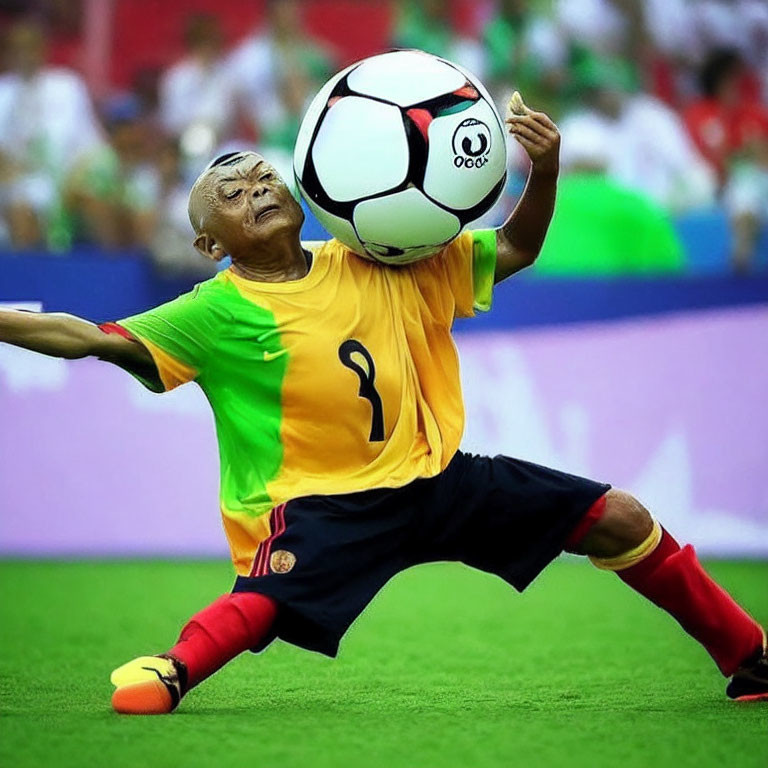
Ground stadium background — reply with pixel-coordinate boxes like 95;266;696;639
0;2;766;767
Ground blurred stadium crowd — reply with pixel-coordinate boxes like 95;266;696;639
1;0;767;278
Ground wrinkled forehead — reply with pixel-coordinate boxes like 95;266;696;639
199;151;270;185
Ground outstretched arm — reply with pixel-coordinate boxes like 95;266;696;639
0;308;159;383
495;92;561;284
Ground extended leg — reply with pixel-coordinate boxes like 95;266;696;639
568;490;766;699
111;592;277;714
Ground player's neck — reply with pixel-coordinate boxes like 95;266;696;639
231;238;309;283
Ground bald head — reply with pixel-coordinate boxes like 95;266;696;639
188;150;304;266
188;151;267;234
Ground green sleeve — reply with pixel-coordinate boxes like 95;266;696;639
117;283;219;386
471;229;497;312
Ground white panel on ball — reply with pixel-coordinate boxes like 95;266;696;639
298;180;367;255
347;50;467;108
312;97;409;202
354;187;460;248
422;99;507;211
294;64;355;179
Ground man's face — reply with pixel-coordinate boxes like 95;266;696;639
269;0;301;37
7;23;45;77
423;0;448;21
501;0;527;17
110;120;148;166
193;153;304;260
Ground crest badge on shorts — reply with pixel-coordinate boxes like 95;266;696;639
270;550;297;574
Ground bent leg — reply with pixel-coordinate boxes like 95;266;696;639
569;489;765;677
111;481;423;714
169;591;278;687
112;592;277;714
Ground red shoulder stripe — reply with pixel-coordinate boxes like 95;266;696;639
98;322;136;342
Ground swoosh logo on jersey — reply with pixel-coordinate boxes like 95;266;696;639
263;349;288;362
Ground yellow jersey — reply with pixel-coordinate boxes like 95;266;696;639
118;229;496;573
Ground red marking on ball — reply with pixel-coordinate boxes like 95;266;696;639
406;108;433;142
453;85;479;100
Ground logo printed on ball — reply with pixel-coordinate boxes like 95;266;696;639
452;118;492;169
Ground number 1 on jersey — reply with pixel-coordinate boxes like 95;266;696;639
338;340;385;442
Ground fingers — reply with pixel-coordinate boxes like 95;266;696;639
507;119;550;147
506;112;558;134
506;100;558;134
506;116;559;148
506;90;560;161
511;133;540;155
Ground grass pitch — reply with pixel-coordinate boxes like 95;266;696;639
0;559;766;768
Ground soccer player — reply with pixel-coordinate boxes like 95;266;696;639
1;101;766;714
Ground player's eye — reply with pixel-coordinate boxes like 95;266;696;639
225;189;242;200
260;173;274;182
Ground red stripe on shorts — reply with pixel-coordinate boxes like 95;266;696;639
261;504;286;575
250;508;276;577
250;504;287;577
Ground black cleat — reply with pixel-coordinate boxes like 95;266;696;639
726;631;768;702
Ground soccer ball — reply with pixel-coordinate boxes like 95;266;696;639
293;50;507;264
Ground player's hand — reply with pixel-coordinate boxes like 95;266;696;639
505;91;560;176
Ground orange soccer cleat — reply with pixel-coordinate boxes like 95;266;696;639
110;655;187;715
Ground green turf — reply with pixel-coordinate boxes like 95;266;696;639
0;559;766;768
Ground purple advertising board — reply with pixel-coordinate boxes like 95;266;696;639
1;306;767;558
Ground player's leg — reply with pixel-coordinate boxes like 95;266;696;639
113;487;420;714
111;591;277;715
567;489;767;700
445;453;766;700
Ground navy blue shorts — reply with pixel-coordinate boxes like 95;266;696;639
233;451;610;657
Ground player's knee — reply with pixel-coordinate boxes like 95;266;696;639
576;489;654;558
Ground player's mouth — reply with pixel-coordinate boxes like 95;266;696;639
254;204;280;221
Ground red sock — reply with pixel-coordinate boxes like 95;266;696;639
617;528;763;676
168;592;277;688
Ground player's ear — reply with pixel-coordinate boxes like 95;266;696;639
194;233;226;262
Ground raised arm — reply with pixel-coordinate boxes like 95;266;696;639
495;92;560;284
0;308;159;383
